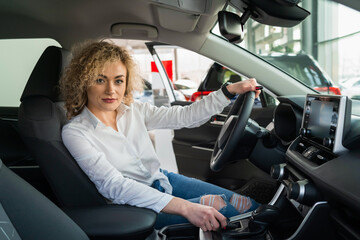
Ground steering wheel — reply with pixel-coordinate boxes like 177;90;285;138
210;91;255;172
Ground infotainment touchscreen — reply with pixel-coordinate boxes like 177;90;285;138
301;94;350;154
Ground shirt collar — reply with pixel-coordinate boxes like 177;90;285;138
116;103;130;119
81;103;130;129
81;107;102;129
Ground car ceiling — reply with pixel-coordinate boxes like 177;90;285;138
0;0;225;50
0;0;358;51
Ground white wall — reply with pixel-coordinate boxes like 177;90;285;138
0;39;61;107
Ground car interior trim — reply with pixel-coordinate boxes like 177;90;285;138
209;120;225;126
269;184;285;206
191;146;214;152
216;113;228;118
0;203;22;240
0;117;17;122
332;96;350;154
287;201;328;240
149;53;176;102
8;165;39;169
210;113;227;125
212;147;222;161
296;179;307;203
229;211;253;222
278;166;284;181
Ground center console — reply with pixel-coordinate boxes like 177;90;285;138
267;94;352;239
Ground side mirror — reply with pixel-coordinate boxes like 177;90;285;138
218;11;245;43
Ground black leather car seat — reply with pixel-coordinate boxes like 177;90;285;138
0;159;89;240
17;46;157;239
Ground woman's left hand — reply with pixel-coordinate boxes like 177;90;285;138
226;78;261;98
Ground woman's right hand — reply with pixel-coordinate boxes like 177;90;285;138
162;197;227;231
183;201;227;231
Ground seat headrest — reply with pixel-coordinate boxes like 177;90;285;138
229;74;241;83
20;46;71;102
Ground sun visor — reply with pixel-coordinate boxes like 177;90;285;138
230;0;310;27
154;6;200;32
152;0;207;14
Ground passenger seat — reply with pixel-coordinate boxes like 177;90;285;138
0;159;89;240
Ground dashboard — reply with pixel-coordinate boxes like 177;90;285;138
274;94;357;162
271;94;360;237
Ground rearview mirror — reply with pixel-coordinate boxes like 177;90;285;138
218;11;245;43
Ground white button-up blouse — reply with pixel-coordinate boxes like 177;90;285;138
62;89;230;212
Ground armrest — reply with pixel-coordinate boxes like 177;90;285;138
63;205;157;240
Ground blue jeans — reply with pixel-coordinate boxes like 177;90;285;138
152;170;260;229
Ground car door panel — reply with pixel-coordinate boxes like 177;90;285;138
172;101;274;165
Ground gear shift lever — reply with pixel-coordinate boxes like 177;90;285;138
248;205;280;233
220;205;281;239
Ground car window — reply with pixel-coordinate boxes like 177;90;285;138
262;55;330;88
199;62;277;108
153;46;213;101
151;45;278;107
0;39;61;107
109;39;178;106
201;63;243;91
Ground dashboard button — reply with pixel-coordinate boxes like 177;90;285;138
287;179;321;205
270;163;287;181
323;137;333;148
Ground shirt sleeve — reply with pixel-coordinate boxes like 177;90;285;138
141;88;231;130
62;125;173;213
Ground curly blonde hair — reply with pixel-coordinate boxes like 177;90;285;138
60;40;143;119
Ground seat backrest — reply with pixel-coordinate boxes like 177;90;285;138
18;46;106;207
0;159;89;240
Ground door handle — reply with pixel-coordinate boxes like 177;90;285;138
209;114;227;126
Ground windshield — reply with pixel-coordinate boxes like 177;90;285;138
212;0;360;101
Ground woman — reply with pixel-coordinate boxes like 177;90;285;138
60;40;261;231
